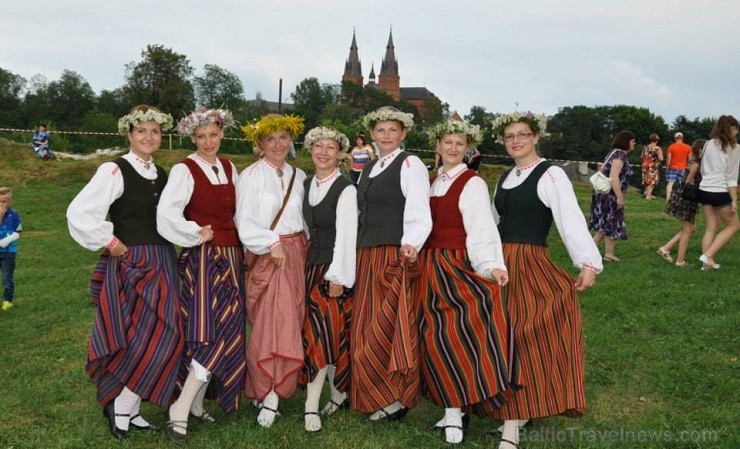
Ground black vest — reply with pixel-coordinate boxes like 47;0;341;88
109;157;169;246
303;175;352;266
494;161;553;246
356;152;409;248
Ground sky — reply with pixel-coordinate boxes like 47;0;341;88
2;0;738;124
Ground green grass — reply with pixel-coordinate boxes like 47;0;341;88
0;139;737;448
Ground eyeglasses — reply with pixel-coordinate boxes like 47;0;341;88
503;132;534;142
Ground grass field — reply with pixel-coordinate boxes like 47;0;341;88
0;140;737;449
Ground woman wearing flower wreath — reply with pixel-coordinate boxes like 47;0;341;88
66;105;183;440
156;108;246;441
489;112;602;449
299;126;357;432
235;113;308;428
590;131;636;262
640;133;663;200
351;106;432;422
420;119;518;444
696;114;740;270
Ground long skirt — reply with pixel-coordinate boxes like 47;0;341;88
87;244;183;407
300;264;352;390
177;245;246;412
487;243;586;420
244;232;308;401
418;248;521;414
350;246;422;413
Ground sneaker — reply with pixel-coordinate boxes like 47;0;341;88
2;300;12;311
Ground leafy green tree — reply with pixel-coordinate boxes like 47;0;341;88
0;68;26;127
291;77;338;130
79;112;120;153
123;44;195;117
44;70;96;128
22;74;51;127
194;64;245;110
669;115;715;143
464;105;498;153
420;97;449;127
96;87;129;119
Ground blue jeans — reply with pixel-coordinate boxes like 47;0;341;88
0;252;16;302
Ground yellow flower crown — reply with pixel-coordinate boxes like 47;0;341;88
240;114;305;145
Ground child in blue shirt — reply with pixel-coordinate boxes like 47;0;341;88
0;187;22;311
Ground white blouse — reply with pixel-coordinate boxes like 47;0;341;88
157;154;239;248
67;151;160;251
235;159;306;254
699;138;740;193
492;160;603;273
361;148;432;251
432;164;507;277
306;170;358;288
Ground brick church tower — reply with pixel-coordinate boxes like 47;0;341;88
378;29;400;101
342;30;363;85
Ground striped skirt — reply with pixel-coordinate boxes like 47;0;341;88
418;248;520;413
244;232;308;401
300;264;352;390
486;243;586;419
87;244;183;407
350;246;422;413
177;245;246;412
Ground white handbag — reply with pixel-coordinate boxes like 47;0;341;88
590;150;618;193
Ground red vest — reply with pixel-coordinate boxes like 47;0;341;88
425;169;477;249
182;157;239;247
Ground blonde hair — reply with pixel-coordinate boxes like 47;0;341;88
0;187;12;198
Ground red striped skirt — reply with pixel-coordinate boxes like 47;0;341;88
350;246;422;413
243;232;308;401
177;245;246;412
87;244;183;407
486;243;586;419
418;248;521;413
299;264;353;390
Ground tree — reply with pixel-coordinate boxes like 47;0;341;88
0;68;26;127
22;74;51;127
670;115;715;143
420;96;449;127
96;87;129;118
291;77;338;130
193;64;245;110
123;44;195;117
464;105;498;153
44;70;96;128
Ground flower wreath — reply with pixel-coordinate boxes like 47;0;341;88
303;126;350;152
428;120;483;146
177;108;236;135
240;114;305;145
362;106;415;131
491;111;548;138
117;106;174;136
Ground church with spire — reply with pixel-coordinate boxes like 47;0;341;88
342;29;439;119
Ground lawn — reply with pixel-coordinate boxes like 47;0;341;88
0;140;737;448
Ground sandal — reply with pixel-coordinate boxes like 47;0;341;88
191;410;216;423
603;254;621;262
321;397;349;416
657;247;673;263
499;438;519;448
304;411;322;433
165;418;188;443
674;261;687;267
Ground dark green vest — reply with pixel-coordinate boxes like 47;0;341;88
494;161;553;246
109;157;169;246
356;152;409;248
303;175;352;266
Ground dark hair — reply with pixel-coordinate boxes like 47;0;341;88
355;134;367;146
691;139;706;160
649;133;659;143
710;115;738;152
39;123;47;128
611;130;636;151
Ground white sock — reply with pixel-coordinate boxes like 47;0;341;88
499;419;529;448
168;369;206;435
113;387;139;431
369;401;403;421
257;390;280;428
305;366;328;431
190;380;210;417
129;397;152;427
444;408;464;444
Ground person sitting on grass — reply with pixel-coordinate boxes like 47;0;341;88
32;123;53;160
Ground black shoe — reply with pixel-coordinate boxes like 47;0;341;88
102;402;129;440
442;424;466;444
129;414;159;431
370;406;409;423
304;411;322;433
165;413;189;444
428;413;470;432
321;397;350;416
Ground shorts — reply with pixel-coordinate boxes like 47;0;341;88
666;168;684;182
697;189;732;209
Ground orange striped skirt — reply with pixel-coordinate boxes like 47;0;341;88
486;243;586;419
418;248;520;413
350;246;422;413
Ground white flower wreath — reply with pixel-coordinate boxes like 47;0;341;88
303;126;351;152
362;107;415;130
117;108;174;136
428;120;483;146
176;108;236;135
491;111;548;137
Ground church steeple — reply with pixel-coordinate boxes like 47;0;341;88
378;28;400;100
367;62;376;86
342;30;363;85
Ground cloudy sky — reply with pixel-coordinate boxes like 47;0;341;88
2;0;737;123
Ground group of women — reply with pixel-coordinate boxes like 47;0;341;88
67;104;604;448
590;115;738;269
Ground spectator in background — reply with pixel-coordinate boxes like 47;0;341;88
464;146;482;171
665;132;693;199
348;133;375;185
32;124;53;160
0;187;22;311
640;133;663;200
